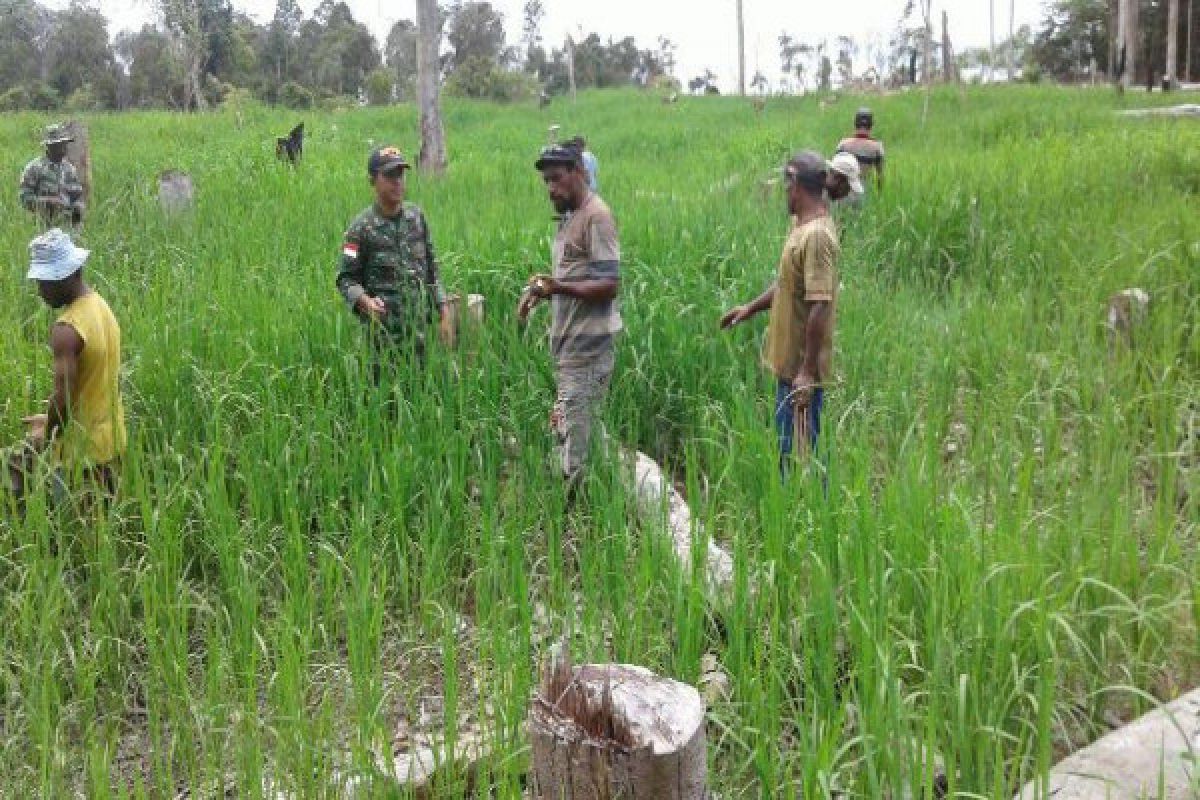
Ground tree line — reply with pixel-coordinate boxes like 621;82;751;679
0;0;679;112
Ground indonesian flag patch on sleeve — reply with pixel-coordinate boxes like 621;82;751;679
342;241;359;259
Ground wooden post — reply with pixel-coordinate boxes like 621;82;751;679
529;649;707;800
63;120;91;205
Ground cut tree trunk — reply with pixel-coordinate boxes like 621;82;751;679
622;448;735;599
63;120;90;204
1013;687;1200;799
157;169;194;215
415;0;447;174
529;650;707;800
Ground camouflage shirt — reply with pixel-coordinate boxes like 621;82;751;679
20;156;84;223
336;202;447;339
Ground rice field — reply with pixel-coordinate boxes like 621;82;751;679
0;85;1197;798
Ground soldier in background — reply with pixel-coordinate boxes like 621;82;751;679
836;108;885;190
20;124;85;227
336;146;453;381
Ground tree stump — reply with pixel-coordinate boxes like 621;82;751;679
529;650;707;800
158;170;195;215
63;120;91;204
444;293;484;350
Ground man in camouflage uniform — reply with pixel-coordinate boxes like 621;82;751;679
518;143;622;495
20;124;85;227
336;146;453;377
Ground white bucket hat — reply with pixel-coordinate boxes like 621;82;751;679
829;152;864;195
27;228;89;281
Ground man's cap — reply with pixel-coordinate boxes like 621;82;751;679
829;152;864;194
43;124;73;145
27;228;89;282
854;107;874;127
368;145;409;177
783;150;828;190
535;143;581;170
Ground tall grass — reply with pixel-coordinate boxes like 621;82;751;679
0;85;1196;797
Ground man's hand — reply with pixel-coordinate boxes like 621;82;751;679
517;288;543;324
22;414;48;452
438;309;456;347
720;305;753;329
355;294;387;320
792;368;817;409
528;274;558;298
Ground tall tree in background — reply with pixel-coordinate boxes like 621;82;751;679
265;0;301;85
156;0;211;109
521;0;544;69
46;1;117;105
1117;0;1138;87
990;0;997;80
736;0;746;94
416;0;447;173
386;19;418;96
1166;0;1179;84
1009;0;1016;79
116;25;187;107
445;2;508;73
1032;0;1108;80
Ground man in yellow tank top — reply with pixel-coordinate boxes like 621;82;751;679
5;229;125;509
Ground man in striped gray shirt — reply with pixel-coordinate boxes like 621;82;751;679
519;143;622;494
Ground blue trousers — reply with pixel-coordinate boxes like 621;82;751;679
775;380;824;476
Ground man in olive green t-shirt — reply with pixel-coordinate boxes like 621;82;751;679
721;151;839;476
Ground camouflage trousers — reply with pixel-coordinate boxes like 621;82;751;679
551;351;614;482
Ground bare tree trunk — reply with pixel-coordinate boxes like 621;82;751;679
415;0;446;174
989;0;996;82
529;650;707;800
1188;0;1194;81
736;0;746;95
1119;0;1138;89
1110;0;1119;81
1008;0;1016;80
942;10;956;83
1167;0;1180;85
189;50;207;111
921;0;933;124
566;36;577;102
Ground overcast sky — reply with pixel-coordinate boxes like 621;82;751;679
46;0;1045;90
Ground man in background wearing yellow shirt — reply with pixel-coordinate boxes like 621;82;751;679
5;228;126;512
720;151;839;479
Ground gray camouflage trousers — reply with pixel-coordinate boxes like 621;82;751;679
551;351;614;481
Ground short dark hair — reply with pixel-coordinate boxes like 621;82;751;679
535;144;582;171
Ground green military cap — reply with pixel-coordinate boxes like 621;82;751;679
43;124;74;145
